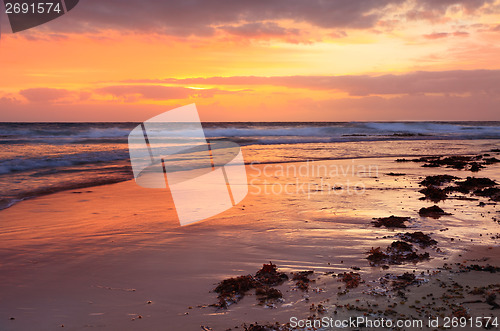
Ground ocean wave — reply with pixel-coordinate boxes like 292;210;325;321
0;123;134;140
204;123;500;143
1;122;499;145
0;173;132;211
0;150;129;175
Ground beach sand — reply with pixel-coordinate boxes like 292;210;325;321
0;156;499;330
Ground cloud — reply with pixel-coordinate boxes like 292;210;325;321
3;92;498;121
424;32;450;39
126;70;500;96
292;93;500;121
95;85;246;102
330;30;348;38
423;31;469;39
0;96;21;106
218;22;300;38
19;88;72;103
416;0;495;13
96;85;193;101
406;0;496;22
40;0;410;36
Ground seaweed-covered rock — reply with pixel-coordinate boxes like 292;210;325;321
372;216;410;228
390;273;419;290
418;186;449;202
474;187;500;201
243;322;292;331
367;241;430;265
214;275;257;307
291;271;314;291
213;262;289;308
399;232;437;247
255;262;289;286
387;241;414;254
367;247;387;264
419;175;459;187
483;157;500;165
418;205;451;218
453;177;497;192
338;272;362;289
402;154;497;171
466;265;500;273
255;287;283;304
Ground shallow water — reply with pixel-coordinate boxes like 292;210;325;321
1;121;499;210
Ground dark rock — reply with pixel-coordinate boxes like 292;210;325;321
418;205;451;218
449;177;498;195
474;187;500;201
419;186;448;202
372;216;410;228
466;265;500;273
400;232;438;247
419;175;459;187
255;262;289;286
387;241;414;254
213;262;288;308
214;275;256;307
484;157;500;164
242;322;292;331
255;287;283;304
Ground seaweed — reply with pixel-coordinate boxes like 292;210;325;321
213;275;256;307
419;175;458;187
291;271;314;291
466;265;500;273
418;186;449;202
213;262;288;308
474;187;500;201
338;272;362;289
367;241;430;265
255;287;283;304
242;322;292;331
399;232;438;247
401;154;497;172
372;216;410;228
454;177;497;192
418;205;451;218
393;273;418;290
255;262;289;286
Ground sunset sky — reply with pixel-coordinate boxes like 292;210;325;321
1;0;500;121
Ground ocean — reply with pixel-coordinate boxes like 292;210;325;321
1;121;499;210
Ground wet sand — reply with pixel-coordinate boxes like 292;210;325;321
0;156;499;330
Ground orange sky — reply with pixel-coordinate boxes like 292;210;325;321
1;0;500;121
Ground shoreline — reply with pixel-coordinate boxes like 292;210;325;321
2;138;500;213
